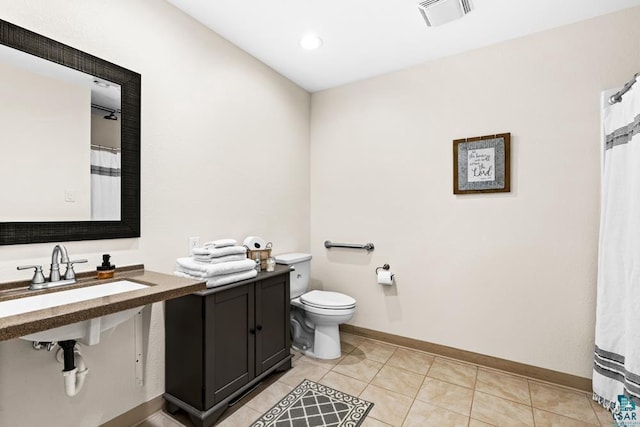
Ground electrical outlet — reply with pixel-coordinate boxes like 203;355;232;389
188;236;200;255
65;189;76;202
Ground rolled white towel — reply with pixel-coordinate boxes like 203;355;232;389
192;254;246;264
175;269;258;288
202;238;237;248
192;245;246;258
176;257;256;278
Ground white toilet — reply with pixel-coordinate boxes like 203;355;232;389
276;253;356;360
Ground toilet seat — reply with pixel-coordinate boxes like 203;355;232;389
292;297;356;318
300;290;356;310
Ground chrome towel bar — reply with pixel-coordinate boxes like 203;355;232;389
324;240;375;251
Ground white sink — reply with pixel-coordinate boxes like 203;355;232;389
0;280;148;345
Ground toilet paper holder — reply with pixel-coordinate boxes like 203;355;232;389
375;264;391;274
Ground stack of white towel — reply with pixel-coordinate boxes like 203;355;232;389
175;239;257;288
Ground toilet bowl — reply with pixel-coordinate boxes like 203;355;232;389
276;253;356;360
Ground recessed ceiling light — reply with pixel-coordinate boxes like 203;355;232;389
299;34;323;50
93;79;110;88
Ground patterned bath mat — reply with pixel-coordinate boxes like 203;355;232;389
251;379;373;427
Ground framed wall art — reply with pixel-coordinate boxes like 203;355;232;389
453;133;511;194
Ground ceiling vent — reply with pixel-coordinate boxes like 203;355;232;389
417;0;473;27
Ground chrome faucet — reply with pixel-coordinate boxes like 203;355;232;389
50;244;70;282
17;244;87;290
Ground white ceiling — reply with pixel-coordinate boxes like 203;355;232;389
166;0;640;92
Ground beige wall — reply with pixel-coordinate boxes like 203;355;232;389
310;8;640;379
0;61;91;221
0;0;310;426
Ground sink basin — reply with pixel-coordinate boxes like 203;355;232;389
0;280;148;345
0;280;148;318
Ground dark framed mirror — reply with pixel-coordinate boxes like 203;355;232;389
0;19;140;245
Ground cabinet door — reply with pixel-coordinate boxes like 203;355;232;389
204;283;255;407
255;275;290;376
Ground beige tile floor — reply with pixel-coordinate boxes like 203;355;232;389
136;333;615;427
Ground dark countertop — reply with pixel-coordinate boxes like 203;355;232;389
0;266;206;341
194;264;292;296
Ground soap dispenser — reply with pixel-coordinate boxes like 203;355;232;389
97;254;116;279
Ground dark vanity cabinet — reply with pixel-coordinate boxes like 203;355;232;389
164;267;292;427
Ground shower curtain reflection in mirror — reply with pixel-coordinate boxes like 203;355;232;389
91;148;121;220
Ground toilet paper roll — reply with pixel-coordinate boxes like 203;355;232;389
377;270;393;286
243;236;267;250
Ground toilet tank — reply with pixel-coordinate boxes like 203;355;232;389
275;253;312;299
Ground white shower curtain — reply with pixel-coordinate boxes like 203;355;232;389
593;78;640;412
91;149;121;221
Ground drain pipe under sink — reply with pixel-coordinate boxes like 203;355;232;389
57;340;89;397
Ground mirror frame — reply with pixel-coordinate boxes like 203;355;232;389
0;19;141;245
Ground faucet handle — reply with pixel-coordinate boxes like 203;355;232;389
17;265;46;286
63;259;88;280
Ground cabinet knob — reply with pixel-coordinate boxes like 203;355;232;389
256;325;263;331
249;328;255;334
